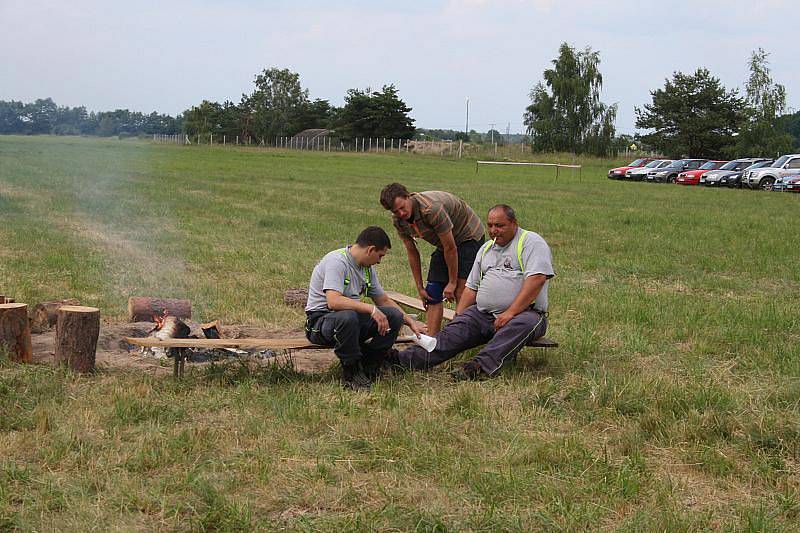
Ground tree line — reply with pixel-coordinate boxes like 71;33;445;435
4;54;797;158
524;43;798;158
0;98;181;137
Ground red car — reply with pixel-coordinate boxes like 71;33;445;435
608;158;656;180
676;160;727;185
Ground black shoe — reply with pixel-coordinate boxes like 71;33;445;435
361;351;386;381
342;363;372;390
451;360;484;382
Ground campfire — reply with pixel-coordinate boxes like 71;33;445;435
140;311;274;365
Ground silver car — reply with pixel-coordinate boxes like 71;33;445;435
625;159;673;181
700;158;770;187
742;154;800;190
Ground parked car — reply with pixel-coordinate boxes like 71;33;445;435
742;154;800;190
608;158;657;179
676;160;727;185
781;175;800;192
700;158;770;187
646;159;707;183
771;172;800;192
625;159;673;180
719;159;773;188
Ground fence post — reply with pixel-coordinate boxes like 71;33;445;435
458;140;463;159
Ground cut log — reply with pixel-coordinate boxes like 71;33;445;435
0;303;33;363
201;320;223;339
127;297;191;322
283;288;309;308
55;305;100;373
29;298;80;332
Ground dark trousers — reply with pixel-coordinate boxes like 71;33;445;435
397;304;547;375
306;306;405;365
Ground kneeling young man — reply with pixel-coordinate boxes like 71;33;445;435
305;226;426;389
390;205;554;380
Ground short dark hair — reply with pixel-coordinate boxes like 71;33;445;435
356;226;392;250
488;204;516;221
380;183;410;210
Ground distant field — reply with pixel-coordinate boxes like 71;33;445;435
1;135;799;530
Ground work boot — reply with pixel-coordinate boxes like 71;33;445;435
341;362;372;390
450;359;484;382
361;351;386;381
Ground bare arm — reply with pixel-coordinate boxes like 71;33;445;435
402;236;431;303
325;290;374;314
493;274;547;330
456;287;477;314
372;293;427;336
438;230;459;300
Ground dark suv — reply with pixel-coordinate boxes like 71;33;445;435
645;159;708;183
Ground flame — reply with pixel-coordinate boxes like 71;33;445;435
152;309;170;331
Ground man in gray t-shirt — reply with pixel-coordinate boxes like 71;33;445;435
305;226;426;390
391;204;554;380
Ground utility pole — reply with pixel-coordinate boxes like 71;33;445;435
506;123;511;144
465;97;470;138
488;123;495;144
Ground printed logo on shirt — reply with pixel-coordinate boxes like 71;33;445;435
503;257;513;270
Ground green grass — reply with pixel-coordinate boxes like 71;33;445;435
1;135;799;530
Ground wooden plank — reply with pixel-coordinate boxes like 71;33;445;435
385;291;456;320
386;291;557;348
125;335;416;350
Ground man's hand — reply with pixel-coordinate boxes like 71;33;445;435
406;318;428;338
417;287;432;308
443;281;456;302
372;307;390;335
493;310;515;330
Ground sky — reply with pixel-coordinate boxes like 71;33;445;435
1;0;798;135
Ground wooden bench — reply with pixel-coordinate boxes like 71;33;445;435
124;335;418;378
384;291;558;349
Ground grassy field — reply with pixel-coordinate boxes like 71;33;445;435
1;135;799;531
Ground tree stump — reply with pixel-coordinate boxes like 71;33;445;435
283;288;309;308
55;306;100;373
128;297;191;322
0;303;33;363
29;298;80;332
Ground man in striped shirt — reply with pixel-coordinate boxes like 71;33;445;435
380;183;485;334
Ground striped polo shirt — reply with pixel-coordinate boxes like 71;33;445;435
392;191;485;249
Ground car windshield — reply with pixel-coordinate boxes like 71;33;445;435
643;160;662;168
719;161;740;170
629;159;646;166
700;161;721;170
745;160;772;170
772;155;789;168
657;160;673;168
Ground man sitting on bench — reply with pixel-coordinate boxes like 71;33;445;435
305;226;426;390
389;204;554;381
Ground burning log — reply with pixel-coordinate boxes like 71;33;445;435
0;303;33;363
29;299;80;332
150;313;191;340
148;311;192;378
54;305;100;373
128;297;191;322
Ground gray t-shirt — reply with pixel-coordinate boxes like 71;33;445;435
465;228;554;316
305;247;385;312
